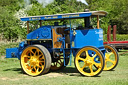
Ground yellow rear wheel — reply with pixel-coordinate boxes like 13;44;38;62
104;45;119;71
50;52;69;71
20;45;51;76
75;46;105;77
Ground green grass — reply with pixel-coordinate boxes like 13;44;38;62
0;51;128;85
0;42;128;85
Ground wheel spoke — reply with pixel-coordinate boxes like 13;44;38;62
93;62;101;68
85;51;89;58
39;62;43;66
38;52;43;56
37;49;40;54
108;59;115;65
108;52;113;56
39;56;44;60
36;65;41;72
92;54;97;59
35;52;38;56
33;66;37;72
23;55;30;58
27;65;31;70
29;49;35;55
78;57;85;61
31;66;34;70
105;53;108;58
33;52;36;56
104;61;107;69
39;61;44;63
81;63;88;70
30;52;32;56
89;64;94;74
37;68;39;72
25;62;29;65
39;66;42;69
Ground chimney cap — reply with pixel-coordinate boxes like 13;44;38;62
84;9;89;12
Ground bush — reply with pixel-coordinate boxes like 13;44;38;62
103;34;128;42
0;42;19;57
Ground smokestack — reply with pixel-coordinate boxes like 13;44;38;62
84;9;90;28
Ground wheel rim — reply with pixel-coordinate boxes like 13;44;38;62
51;53;65;71
75;47;104;76
104;45;118;70
21;47;45;76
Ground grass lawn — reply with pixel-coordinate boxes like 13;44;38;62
0;43;128;85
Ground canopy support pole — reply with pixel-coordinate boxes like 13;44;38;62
97;15;99;29
39;20;42;27
27;21;30;44
27;21;29;34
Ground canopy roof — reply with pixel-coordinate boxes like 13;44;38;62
20;11;107;21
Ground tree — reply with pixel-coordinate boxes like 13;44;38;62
0;6;26;40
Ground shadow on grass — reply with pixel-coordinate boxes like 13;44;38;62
55;67;101;77
3;68;23;74
3;67;101;77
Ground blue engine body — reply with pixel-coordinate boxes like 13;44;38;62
27;26;52;40
71;29;104;49
5;26;53;59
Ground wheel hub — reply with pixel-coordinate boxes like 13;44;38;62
85;59;92;65
30;56;39;65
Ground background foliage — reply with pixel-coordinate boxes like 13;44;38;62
0;0;128;41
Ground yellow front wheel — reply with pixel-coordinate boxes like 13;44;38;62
75;46;105;77
104;45;119;71
20;45;51;76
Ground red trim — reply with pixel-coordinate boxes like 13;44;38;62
104;41;128;44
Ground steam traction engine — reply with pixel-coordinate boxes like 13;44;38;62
6;11;119;76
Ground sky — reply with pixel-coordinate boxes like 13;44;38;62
24;0;88;7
